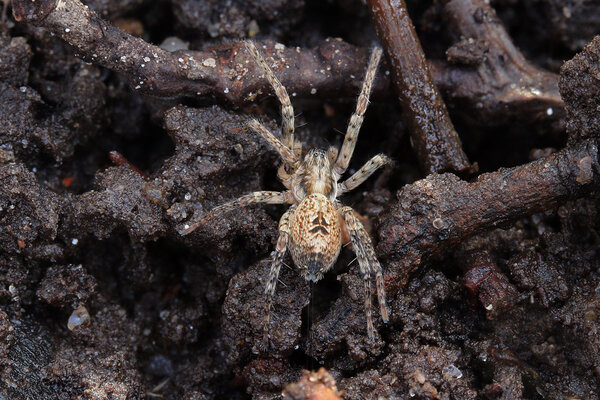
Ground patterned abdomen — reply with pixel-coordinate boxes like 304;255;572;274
290;193;342;282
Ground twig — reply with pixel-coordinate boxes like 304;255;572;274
432;0;564;130
11;0;563;136
367;0;474;175
377;139;600;287
461;250;518;319
11;0;390;101
108;150;147;178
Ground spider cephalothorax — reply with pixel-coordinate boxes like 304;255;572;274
182;41;391;344
292;149;338;201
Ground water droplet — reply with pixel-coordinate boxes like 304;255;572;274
442;364;463;380
68;305;90;331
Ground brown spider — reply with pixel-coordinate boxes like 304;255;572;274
182;41;391;343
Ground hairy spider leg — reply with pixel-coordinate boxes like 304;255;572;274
181;191;294;235
334;47;383;176
337;154;393;195
340;206;389;338
247;119;298;167
263;205;296;348
245;41;296;153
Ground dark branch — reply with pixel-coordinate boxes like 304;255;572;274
367;0;474;175
433;0;564;131
378;139;600;287
12;0;390;102
12;0;562;136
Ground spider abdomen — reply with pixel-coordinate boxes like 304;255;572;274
290;193;342;282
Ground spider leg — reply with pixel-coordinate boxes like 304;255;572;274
337;154;392;195
247;119;298;166
245;41;295;151
263;205;296;349
334;47;382;177
181;191;294;235
340;206;389;339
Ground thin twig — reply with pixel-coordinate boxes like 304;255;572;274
367;0;474;175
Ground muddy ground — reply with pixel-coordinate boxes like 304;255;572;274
1;0;600;399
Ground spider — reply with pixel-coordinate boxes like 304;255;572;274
182;41;391;344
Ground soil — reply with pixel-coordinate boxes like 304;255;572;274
1;0;600;399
